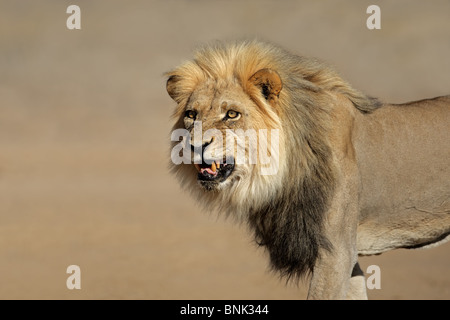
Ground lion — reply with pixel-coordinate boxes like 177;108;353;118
165;40;450;299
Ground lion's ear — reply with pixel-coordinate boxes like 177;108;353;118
248;69;282;104
166;75;181;102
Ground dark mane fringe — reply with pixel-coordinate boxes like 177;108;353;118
248;119;336;281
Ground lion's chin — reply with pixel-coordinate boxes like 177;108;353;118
198;180;221;191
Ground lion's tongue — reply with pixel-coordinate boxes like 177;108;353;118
195;161;218;176
201;167;217;176
201;161;218;176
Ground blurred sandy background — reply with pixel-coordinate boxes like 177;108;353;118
0;0;449;300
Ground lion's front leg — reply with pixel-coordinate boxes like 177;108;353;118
346;262;368;300
307;243;358;299
307;171;361;300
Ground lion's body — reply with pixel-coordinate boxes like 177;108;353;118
166;40;450;299
354;97;450;254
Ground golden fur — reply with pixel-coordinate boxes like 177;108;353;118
166;40;450;299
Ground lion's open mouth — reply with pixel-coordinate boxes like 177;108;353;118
194;158;235;183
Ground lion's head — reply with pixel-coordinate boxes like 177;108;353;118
166;42;292;217
168;72;282;191
166;40;380;279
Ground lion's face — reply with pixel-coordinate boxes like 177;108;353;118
180;80;266;191
167;55;285;206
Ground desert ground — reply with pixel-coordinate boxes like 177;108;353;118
0;1;449;300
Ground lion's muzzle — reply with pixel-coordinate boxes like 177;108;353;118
194;157;235;181
189;138;235;187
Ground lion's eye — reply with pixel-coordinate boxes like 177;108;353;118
226;110;240;119
185;110;197;119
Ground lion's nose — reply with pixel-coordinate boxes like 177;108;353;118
190;137;214;155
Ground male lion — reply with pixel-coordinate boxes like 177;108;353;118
165;40;450;299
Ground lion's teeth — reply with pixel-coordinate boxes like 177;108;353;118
211;161;217;172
